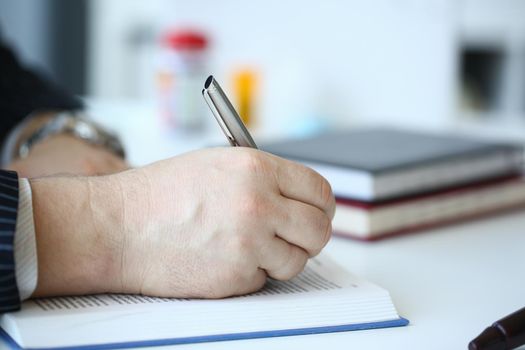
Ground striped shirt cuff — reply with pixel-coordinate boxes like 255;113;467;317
0;170;20;312
14;178;37;301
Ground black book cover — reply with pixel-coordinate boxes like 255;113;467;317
262;128;523;174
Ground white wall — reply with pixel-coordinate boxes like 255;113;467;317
89;0;460;133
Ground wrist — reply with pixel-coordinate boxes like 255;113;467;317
105;168;154;294
30;174;124;297
85;174;127;293
3;111;125;168
15;112;57;145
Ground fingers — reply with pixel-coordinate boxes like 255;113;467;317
264;152;336;219
258;236;309;281
231;268;267;296
274;197;332;257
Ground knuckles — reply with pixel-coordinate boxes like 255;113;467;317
298;208;332;257
318;177;336;217
306;213;332;257
234;149;269;176
236;192;269;220
318;216;333;253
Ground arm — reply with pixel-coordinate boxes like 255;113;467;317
0;38;126;178
30;148;336;299
0;38;127;310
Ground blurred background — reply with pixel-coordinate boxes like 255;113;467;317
1;0;524;157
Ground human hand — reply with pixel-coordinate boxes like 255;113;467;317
111;147;336;298
9;134;128;178
30;147;335;299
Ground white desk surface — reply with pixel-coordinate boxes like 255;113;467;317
4;101;525;350
160;214;525;350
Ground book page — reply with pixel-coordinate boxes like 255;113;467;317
27;255;361;313
31;263;342;312
1;254;400;349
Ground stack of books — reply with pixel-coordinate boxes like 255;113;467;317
264;128;525;241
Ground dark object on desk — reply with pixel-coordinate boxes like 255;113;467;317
262;128;523;201
469;306;525;350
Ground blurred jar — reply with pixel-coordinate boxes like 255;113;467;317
232;68;258;127
157;30;209;131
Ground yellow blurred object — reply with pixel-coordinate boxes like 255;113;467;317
232;69;258;126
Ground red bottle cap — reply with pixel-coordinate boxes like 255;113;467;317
162;30;208;50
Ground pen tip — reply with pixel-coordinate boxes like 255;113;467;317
205;75;214;89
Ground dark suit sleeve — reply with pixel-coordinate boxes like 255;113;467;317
0;38;83;145
0;170;20;312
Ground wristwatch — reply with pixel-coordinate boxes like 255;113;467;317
2;111;125;164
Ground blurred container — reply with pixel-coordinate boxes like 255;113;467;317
232;69;258;127
157;30;209;131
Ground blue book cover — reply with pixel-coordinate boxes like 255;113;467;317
0;318;409;350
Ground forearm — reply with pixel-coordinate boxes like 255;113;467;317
30;175;123;297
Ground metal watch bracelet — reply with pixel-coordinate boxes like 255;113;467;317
17;111;125;160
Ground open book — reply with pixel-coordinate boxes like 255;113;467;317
0;255;408;349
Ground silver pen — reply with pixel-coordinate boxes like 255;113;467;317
202;75;258;149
